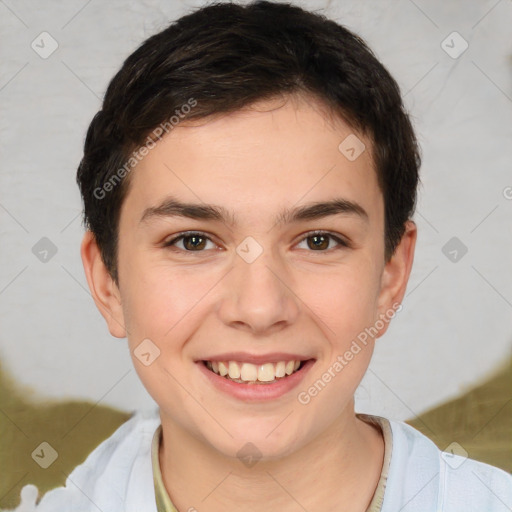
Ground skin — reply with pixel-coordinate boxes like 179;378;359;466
81;92;416;512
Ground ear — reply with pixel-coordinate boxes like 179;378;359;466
375;220;417;338
80;231;127;338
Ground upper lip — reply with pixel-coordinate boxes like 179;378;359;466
198;352;315;365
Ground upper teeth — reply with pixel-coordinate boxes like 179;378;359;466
206;360;302;382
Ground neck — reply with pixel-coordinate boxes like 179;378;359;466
158;403;385;512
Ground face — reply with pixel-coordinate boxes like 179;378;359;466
83;93;415;460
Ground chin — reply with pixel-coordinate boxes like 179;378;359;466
208;418;305;462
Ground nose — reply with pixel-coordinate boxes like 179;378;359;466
216;245;300;336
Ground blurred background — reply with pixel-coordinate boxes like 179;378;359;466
1;0;511;508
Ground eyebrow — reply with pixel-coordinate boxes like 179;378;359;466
139;195;369;227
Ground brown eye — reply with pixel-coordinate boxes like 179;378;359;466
182;234;207;250
297;231;349;252
307;234;330;250
164;232;215;251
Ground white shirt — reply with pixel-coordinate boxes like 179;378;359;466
7;407;512;512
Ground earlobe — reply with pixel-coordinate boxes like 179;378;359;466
375;220;417;336
80;231;127;339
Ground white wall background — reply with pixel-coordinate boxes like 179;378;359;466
0;0;511;422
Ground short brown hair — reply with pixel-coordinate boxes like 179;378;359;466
76;0;421;283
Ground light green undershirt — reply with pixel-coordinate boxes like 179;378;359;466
152;413;392;512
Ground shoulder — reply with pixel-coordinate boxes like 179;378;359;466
5;408;161;512
381;416;512;512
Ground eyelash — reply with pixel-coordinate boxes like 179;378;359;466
162;230;350;254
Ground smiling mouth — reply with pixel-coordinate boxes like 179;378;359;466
202;359;312;384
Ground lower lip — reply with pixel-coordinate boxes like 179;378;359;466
196;359;315;402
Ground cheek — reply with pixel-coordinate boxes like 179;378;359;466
298;261;381;345
297;270;379;412
121;250;184;326
121;268;206;410
122;261;223;350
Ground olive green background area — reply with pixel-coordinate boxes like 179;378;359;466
1;360;511;510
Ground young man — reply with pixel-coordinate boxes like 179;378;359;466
10;1;512;511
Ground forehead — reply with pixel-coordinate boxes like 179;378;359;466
120;93;382;227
